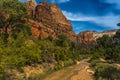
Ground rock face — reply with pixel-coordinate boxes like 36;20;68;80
77;31;96;44
27;0;117;44
50;4;72;27
27;0;37;17
28;19;57;39
50;4;76;41
27;1;76;41
93;30;117;40
77;30;117;44
35;2;53;26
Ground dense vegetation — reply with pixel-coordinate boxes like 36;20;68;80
0;1;84;79
0;0;120;80
90;30;120;80
96;31;120;62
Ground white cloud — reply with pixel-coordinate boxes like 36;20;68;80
62;10;120;29
51;0;70;3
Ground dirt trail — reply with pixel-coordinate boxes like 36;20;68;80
42;59;94;80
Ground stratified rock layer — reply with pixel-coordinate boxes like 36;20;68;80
27;1;117;44
77;30;116;44
27;1;76;41
27;0;36;17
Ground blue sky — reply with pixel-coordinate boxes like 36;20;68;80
21;0;120;34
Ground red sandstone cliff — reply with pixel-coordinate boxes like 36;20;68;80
27;0;117;44
77;31;96;44
77;30;117;44
28;19;57;39
27;0;36;17
27;1;76;41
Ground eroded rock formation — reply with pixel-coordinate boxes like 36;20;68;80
27;1;76;41
27;0;117;44
27;0;37;17
77;30;117;44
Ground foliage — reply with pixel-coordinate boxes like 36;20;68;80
0;0;30;42
96;31;120;63
90;29;120;80
1;0;120;79
94;63;120;80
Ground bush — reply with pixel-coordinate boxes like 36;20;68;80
91;52;103;60
64;59;75;67
0;65;4;78
94;63;120;80
54;64;62;71
90;60;100;67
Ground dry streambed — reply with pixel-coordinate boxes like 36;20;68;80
42;59;94;80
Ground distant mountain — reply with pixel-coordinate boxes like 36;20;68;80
77;30;116;44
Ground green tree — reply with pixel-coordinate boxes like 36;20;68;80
96;30;120;62
117;23;120;29
94;63;120;80
0;0;30;42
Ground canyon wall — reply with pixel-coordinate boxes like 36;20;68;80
27;0;117;44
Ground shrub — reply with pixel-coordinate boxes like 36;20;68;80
90;60;100;67
94;63;120;80
64;59;75;67
54;64;62;71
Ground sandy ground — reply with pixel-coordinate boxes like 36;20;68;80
42;59;94;80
